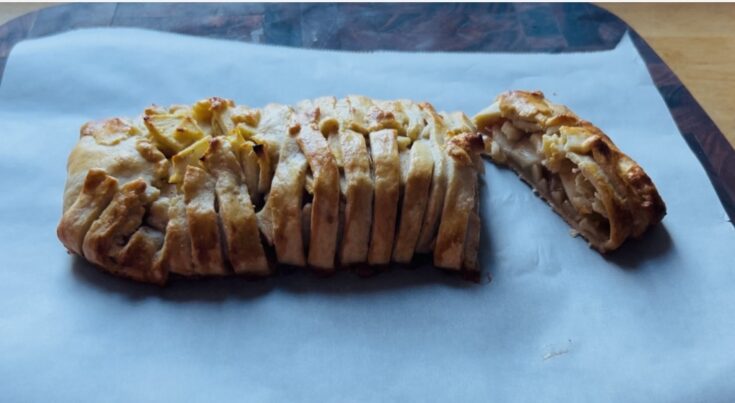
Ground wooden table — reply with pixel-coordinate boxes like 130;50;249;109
0;3;733;219
603;4;735;148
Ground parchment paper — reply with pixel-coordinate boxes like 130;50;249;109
0;28;733;403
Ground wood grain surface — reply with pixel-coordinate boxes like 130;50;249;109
602;4;735;148
0;2;733;220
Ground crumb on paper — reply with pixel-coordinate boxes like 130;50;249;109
543;348;569;361
542;339;572;361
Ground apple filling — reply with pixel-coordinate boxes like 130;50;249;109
487;120;611;246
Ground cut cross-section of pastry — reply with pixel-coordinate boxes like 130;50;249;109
474;90;666;252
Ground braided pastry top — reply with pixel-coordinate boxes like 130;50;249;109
58;96;483;284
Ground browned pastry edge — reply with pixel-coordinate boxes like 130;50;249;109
475;90;666;252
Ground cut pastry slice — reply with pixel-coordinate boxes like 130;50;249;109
474;90;666;252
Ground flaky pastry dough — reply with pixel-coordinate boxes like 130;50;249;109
474;90;665;252
58;92;665;284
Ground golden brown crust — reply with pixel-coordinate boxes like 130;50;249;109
59;92;664;284
295;114;340;271
81;179;166;284
182;165;226;275
434;132;481;270
368;129;401;265
204;138;270;276
474;90;666;252
415;103;449;253
154;195;194;276
258;129;308;267
338;129;374;265
57;169;118;256
392;140;434;263
63;119;168;212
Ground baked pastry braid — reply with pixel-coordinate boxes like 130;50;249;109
474;90;666;252
58;96;483;284
58;92;666;284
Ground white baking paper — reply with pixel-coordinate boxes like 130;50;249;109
0;28;733;403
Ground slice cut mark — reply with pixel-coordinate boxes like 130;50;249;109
338;129;374;265
368;129;400;265
238;141;261;204
253;142;272;197
302;202;312;252
393;139;434;263
204;138;270;276
182;165;226;275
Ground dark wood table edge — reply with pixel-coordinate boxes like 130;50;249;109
625;29;735;222
1;3;733;222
